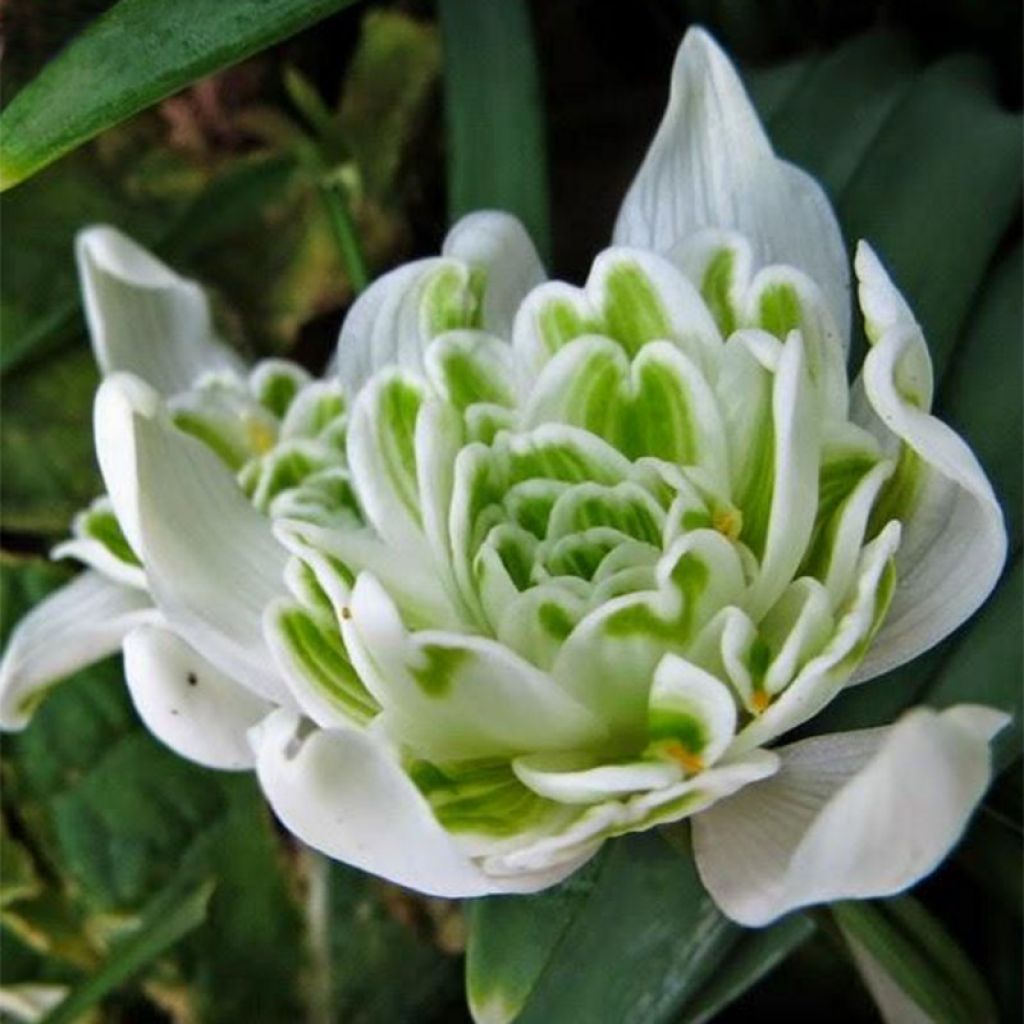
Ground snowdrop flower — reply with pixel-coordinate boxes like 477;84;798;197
0;28;1009;925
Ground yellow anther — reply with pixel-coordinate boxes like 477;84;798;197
246;418;276;454
750;689;771;714
662;741;705;775
712;506;742;541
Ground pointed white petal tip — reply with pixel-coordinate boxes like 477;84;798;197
76;225;182;290
77;226;242;393
693;704;1008;926
613;26;849;334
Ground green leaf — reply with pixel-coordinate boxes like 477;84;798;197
39;878;215;1024
835;54;1021;371
468;831;749;1024
833;896;998;1024
923;557;1022;772
763;31;920;196
0;348;102;536
0;0;360;190
326;862;463;1022
677;913;815;1023
938;242;1023;549
439;0;550;260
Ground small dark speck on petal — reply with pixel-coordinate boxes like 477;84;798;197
187;672;198;686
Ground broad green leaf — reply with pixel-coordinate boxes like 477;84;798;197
834;896;998;1024
764;31;919;195
938;243;1023;549
0;0;360;190
677;914;815;1024
835;54;1021;371
467;831;742;1024
923;558;1022;772
39;878;214;1024
326;862;463;1022
439;0;550;260
956;800;1023;916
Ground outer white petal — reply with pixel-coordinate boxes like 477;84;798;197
96;374;291;703
0;571;157;729
123;625;273;770
613;27;849;335
693;705;1009;926
76;226;242;394
850;243;1008;681
251;709;584;897
442;211;546;337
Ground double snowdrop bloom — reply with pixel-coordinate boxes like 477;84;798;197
1;29;1009;926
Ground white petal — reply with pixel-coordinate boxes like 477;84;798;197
251;709;582;897
693;704;1009;926
343;574;606;761
123;625;273;770
512;752;682;805
850;243;1008;681
94;372;161;554
345;369;427;554
488;750;777;877
647;653;737;767
76;226;242;394
0;571;156;729
97;375;292;702
613;28;849;335
332;257;475;394
732;521;900;752
441;211;546;337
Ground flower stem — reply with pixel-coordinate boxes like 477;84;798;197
303;846;333;1024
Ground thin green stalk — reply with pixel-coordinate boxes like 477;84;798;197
318;177;370;294
303;847;333;1024
40;878;215;1024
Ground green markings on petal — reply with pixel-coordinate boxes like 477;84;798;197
425;331;516;411
737;408;775;561
600;262;674;356
604;552;709;642
271;603;379;725
868;442;923;536
547;482;664;547
537;601;576;642
250;361;311;419
538;297;600;355
701;248;738;336
411;759;570;840
409;643;471;698
422;264;483;334
801;452;880;579
757;282;802;340
77;499;139;567
243;440;341;514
